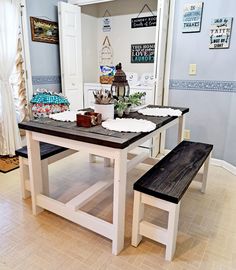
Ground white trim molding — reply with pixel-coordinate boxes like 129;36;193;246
211;158;236;176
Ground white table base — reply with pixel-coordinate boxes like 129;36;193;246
25;115;185;255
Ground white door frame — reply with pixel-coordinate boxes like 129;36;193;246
68;0;115;5
19;0;33;102
163;0;176;106
67;0;176;156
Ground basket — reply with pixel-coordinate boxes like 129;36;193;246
100;75;114;84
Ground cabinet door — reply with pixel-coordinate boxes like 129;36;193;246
58;2;83;110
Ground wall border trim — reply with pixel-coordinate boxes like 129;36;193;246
169;79;236;93
32;75;61;85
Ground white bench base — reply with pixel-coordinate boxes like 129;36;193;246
131;154;211;261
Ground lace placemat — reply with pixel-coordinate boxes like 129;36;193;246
102;118;156;133
138;107;182;117
49;111;86;122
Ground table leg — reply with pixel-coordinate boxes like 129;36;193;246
26;131;44;215
178;115;185;143
112;150;127;255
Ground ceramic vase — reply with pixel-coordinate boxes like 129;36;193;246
94;103;114;121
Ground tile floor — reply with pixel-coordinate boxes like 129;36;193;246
0;152;235;270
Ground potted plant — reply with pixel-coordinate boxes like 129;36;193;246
124;97;132;115
93;89;114;120
127;92;146;112
114;99;128;118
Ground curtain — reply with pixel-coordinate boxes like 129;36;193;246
0;0;21;155
16;38;30;123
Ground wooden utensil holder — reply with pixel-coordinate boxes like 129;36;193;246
77;112;102;128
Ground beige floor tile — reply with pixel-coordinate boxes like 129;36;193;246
0;152;235;270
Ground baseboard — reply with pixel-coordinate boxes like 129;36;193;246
164;149;236;176
211;158;236;176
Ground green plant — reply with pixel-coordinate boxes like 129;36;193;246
132;92;146;99
114;99;128;112
128;94;142;106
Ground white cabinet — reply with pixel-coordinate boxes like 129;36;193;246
84;83;154;108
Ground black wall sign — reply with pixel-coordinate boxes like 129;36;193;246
131;16;157;28
131;43;155;64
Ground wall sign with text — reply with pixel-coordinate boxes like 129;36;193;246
182;2;204;33
103;17;112;32
209;17;233;49
131;16;156;28
131;43;155;64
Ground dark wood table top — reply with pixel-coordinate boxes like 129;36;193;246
19;106;189;149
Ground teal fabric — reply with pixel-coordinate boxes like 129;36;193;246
30;92;70;105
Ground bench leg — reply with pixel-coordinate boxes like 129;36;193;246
201;153;211;193
165;202;180;261
19;157;31;199
131;191;144;247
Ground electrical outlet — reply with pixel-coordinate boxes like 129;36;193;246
184;129;191;140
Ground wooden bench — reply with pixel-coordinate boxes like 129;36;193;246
131;140;213;261
15;142;76;199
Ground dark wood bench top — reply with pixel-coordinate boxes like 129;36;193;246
134;141;213;204
15;142;68;160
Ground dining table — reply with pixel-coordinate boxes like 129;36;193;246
18;105;189;255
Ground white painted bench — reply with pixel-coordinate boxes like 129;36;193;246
131;140;213;261
15;142;76;199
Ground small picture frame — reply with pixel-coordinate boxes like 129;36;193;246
131;43;155;64
182;2;204;33
30;17;59;44
209;17;233;49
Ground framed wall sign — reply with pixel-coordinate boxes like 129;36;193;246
102;9;112;32
103;17;112;32
131;16;156;28
99;36;113;66
209;17;233;49
182;2;204;33
131;43;155;64
131;4;156;29
30;17;59;44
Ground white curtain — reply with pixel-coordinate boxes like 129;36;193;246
0;0;21;155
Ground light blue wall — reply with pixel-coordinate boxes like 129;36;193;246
167;0;236;166
26;0;65;92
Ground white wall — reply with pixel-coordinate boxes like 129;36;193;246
81;0;157;83
81;5;99;82
167;0;236;166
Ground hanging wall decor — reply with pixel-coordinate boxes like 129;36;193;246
99;36;114;84
30;17;59;44
131;43;155;63
182;2;204;33
102;9;112;32
209;17;233;49
131;4;156;28
99;36;113;66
